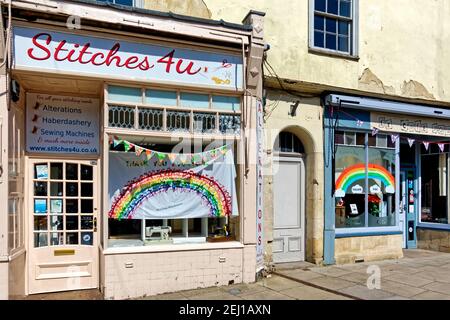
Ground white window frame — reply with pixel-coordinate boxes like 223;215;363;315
309;0;359;58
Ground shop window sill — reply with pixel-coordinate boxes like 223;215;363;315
103;240;244;255
417;224;450;231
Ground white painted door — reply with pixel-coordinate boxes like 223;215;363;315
273;156;305;263
28;159;99;294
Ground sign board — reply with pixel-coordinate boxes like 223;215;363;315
26;93;99;155
13;26;243;90
371;112;450;137
256;99;265;271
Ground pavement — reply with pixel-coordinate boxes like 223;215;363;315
20;249;450;300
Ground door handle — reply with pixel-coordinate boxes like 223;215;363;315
93;217;97;232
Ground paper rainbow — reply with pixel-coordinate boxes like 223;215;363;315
335;163;395;197
109;170;232;220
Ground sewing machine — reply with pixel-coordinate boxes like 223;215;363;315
145;226;172;240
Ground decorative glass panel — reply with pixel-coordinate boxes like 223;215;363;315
219;114;241;135
167;111;190;132
138;108;163;131
108;105;135;129
81;232;94;246
193;112;216;133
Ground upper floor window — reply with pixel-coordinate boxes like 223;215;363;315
95;0;143;7
310;0;358;57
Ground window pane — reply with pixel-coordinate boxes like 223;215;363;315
335;131;344;144
50;232;64;246
315;0;326;11
368;148;396;227
34;216;47;231
326;18;337;33
34;233;48;247
66;163;78;180
340;0;352;17
180;93;209;109
50;163;63;180
66;233;79;245
327;0;339;14
49;216;63;231
66;216;79;230
326;33;337;50
81;232;94;246
421;153;448;224
212;96;241;111
335;146;366;228
314;15;325;31
81;165;93;181
108;85;141;103
338;36;349;52
356;132;365;146
66;182;78;197
338;21;349;36
34;181;47;196
50;182;63;196
34;199;47;214
50;199;63;214
344;132;356;145
145;89;177;106
81;183;93;197
66;199;78;214
115;0;133;6
314;31;325;48
35;164;48;180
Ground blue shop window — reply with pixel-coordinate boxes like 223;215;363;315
145;89;177;106
180;93;210;109
212;96;241;111
108;86;142;103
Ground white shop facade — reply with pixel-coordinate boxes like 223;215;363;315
6;7;265;299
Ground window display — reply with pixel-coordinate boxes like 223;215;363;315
334;131;397;229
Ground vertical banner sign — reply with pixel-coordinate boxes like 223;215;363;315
256;99;264;271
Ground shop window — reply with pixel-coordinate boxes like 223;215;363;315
106;85;241;135
107;142;239;247
95;0;144;8
335;131;397;229
421;145;449;225
310;0;358;56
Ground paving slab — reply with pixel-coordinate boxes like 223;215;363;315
279;285;344;300
306;276;355;291
258;275;304;291
380;281;426;298
422;282;450;295
338;285;395;300
411;291;450;300
384;273;435;288
240;289;295;300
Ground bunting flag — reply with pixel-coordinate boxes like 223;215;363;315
145;150;152;160
438;143;445;152
110;137;231;166
356;120;364;127
135;146;143;157
390;134;399;144
371;127;379;136
168;153;177;162
408;138;415;148
423;142;430;151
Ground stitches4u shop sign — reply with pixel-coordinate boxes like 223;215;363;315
12;26;244;89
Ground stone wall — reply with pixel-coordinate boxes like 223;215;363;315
8;252;26;299
417;229;450;253
0;262;8;300
335;235;404;265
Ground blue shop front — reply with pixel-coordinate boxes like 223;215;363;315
323;94;450;264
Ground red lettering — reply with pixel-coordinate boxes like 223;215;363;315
124;56;139;69
157;49;175;73
27;33;52;61
138;57;154;71
105;43;125;67
53;40;69;61
77;43;94;64
176;60;201;75
90;52;106;66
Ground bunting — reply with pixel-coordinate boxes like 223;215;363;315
110;137;231;165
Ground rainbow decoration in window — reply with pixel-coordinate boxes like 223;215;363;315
335;163;395;197
109;170;232;220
